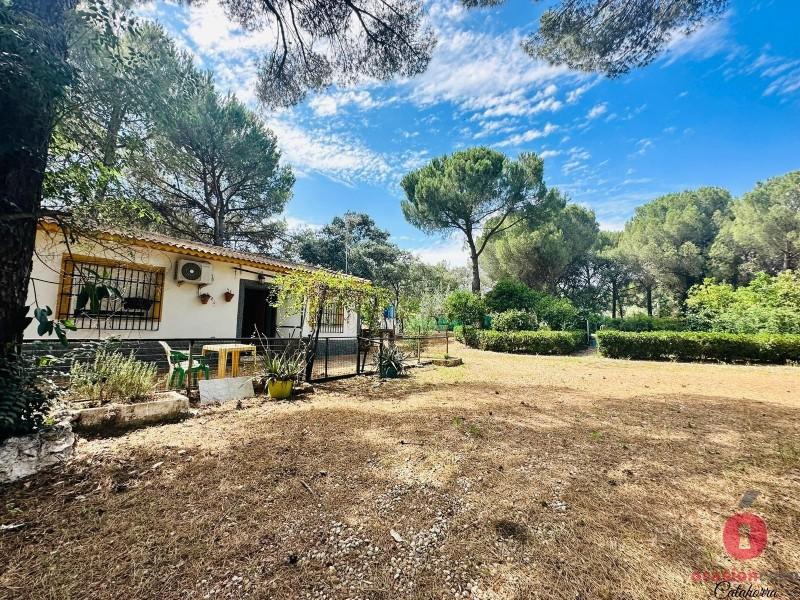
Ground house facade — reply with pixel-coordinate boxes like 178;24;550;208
25;222;360;341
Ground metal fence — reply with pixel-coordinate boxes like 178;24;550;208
21;335;380;392
21;332;447;395
394;332;451;362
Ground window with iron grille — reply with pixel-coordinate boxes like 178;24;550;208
319;301;345;333
57;255;165;330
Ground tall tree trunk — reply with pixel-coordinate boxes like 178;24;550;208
213;205;225;246
611;281;618;318
784;239;790;271
465;233;480;293
0;0;74;349
93;103;125;203
645;285;653;317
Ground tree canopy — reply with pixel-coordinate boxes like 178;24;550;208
710;171;800;282
44;18;198;228
482;196;598;295
130;80;294;250
617;187;732;306
292;212;398;280
215;0;436;107
523;0;729;76
401;147;550;293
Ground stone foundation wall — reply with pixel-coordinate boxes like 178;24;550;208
0;420;75;483
74;392;190;434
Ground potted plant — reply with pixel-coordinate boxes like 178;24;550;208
374;344;408;378
223;289;235;302
260;346;305;399
199;292;213;304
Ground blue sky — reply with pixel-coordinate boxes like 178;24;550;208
141;0;800;265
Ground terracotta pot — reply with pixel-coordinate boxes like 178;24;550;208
224;291;235;302
199;294;212;304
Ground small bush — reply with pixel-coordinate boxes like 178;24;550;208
686;271;800;334
535;296;580;330
601;315;689;332
444;291;486;327
484;279;539;313
0;352;57;442
474;330;586;355
596;330;800;364
69;348;158;404
453;325;479;347
492;309;534;332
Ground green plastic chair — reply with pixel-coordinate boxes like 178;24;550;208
159;341;210;388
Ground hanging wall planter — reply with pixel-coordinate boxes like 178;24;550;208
199;293;213;305
223;289;235;302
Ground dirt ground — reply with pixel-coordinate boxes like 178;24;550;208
1;347;799;600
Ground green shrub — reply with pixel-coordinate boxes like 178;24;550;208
484;279;539;313
0;352;58;442
686;271;800;334
69;348;159;404
601;315;689;332
474;330;586;355
492;309;534;332
444;291;486;327
535;296;580;330
453;325;479;347
596;330;800;364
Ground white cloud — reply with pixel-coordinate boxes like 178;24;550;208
495;123;558;148
539;150;562;160
586;102;608;120
308;90;386;117
750;51;800;97
182;2;276;57
284;216;322;232
632;138;655;157
411;236;470;268
662;14;736;65
265;117;394;185
566;81;597;103
406;28;569;110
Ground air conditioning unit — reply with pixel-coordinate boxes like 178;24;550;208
175;259;213;285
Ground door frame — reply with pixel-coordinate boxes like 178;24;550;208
236;279;277;338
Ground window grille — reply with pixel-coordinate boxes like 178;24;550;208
319;301;345;333
57;255;164;330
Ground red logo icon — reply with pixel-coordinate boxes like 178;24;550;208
723;512;768;560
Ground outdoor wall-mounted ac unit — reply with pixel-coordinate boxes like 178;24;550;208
175;259;213;285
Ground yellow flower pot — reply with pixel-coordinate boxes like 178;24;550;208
267;379;294;399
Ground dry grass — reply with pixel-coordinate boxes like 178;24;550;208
1;347;799;600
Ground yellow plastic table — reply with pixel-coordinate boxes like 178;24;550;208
201;343;256;378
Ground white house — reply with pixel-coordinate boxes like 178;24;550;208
25;221;362;341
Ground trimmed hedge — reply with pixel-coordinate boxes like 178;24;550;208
596;330;800;364
601;315;689;332
474;330;586;355
453;325;479;347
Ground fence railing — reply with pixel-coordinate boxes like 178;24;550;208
21;332;449;395
394;332;450;362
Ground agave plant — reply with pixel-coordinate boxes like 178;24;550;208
254;331;307;383
373;344;408;378
260;350;305;383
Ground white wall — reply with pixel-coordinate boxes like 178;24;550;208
25;229;359;340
